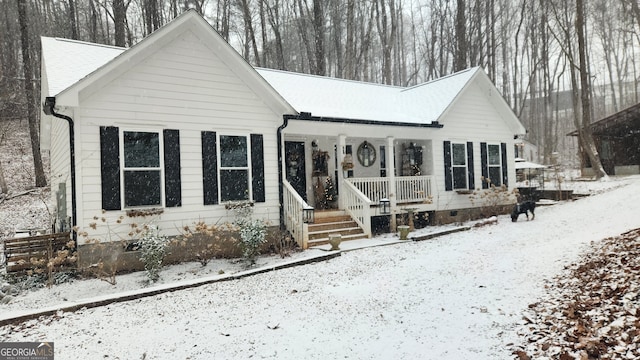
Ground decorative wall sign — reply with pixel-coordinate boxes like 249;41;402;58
357;141;376;167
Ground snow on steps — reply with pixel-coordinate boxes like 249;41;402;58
307;210;367;247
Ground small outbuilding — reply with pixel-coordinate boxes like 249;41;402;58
569;103;640;176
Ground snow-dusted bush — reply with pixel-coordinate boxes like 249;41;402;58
230;202;267;265
469;177;518;218
138;226;169;283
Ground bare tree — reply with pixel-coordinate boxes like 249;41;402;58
0;161;7;194
68;0;79;39
238;0;261;66
454;0;468;71
374;0;397;85
113;0;128;46
575;0;607;179
0;126;8;194
263;0;285;70
312;0;325;76
17;0;46;188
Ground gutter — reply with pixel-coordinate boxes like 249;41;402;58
276;115;293;229
43;97;77;242
291;112;444;128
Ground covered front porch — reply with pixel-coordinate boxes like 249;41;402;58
281;132;437;249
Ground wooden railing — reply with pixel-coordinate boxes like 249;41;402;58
347;175;433;204
396;175;433;203
282;180;310;249
340;180;372;237
347;177;389;203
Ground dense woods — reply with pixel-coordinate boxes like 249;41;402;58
1;0;639;188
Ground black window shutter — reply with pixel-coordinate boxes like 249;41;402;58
202;131;218;205
443;141;452;191
163;129;182;207
251;134;265;203
466;142;475;190
501;142;508;187
480;142;488;189
100;126;121;210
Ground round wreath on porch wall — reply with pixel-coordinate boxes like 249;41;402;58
357;141;376;167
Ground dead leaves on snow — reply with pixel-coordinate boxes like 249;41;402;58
513;228;640;360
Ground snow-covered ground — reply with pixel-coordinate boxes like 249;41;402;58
1;175;638;359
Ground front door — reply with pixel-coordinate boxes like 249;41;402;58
285;141;307;201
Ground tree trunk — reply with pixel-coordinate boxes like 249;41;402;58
454;0;468;71
295;0;315;74
238;0;261;66
576;0;607;179
113;0;127;46
344;0;355;79
68;0;78;39
17;0;47;188
0;160;7;194
313;0;325;76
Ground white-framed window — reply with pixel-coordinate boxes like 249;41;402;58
122;130;164;208
451;142;468;190
486;143;502;186
218;134;251;202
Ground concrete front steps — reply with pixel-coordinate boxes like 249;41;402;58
307;210;367;247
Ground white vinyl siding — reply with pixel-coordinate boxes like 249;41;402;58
73;30;281;239
433;81;517;210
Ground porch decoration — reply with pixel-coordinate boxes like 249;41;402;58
357;141;376;167
312;149;329;177
324;176;337;206
341;154;354;171
401;142;422;176
405;207;418;231
303;205;315;223
328;233;342;250
380;198;391;214
398;225;410;240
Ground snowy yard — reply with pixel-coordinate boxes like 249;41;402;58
0;176;638;359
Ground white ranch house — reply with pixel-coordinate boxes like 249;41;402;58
40;11;525;267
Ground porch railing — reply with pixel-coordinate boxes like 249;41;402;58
396;175;433;203
347;175;433;204
340;180;372;238
347;177;389;203
282;180;310;249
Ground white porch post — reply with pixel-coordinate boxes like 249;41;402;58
387;136;397;231
337;134;347;209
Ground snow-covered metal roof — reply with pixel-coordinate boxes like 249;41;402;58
256;67;479;124
41;37;125;96
41;33;485;127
